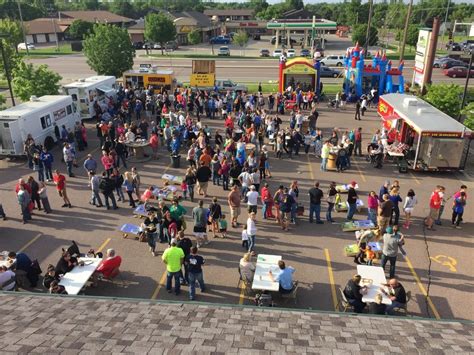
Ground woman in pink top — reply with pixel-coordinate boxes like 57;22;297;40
101;150;114;176
367;191;378;225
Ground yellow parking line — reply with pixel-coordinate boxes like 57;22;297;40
353;160;367;183
306;154;315;180
324;248;338;311
96;238;111;253
409;172;421;185
18;233;42;252
405;256;441;319
151;271;167;299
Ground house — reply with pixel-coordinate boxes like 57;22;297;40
25;10;134;45
24;18;66;44
203;9;255;22
58;10;134;26
128;11;219;45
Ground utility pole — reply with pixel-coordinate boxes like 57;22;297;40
400;0;413;61
364;0;373;55
441;0;451;46
422;17;440;95
0;36;16;106
459;49;473;121
17;0;29;55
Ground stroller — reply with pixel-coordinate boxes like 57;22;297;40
366;143;383;168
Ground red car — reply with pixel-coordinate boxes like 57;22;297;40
443;66;474;78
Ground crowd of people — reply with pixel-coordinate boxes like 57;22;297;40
0;84;469;311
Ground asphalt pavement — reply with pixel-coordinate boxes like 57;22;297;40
0;103;472;320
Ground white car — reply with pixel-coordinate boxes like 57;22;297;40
17;42;35;50
320;55;345;66
272;49;283;57
218;46;230;56
287;49;296;58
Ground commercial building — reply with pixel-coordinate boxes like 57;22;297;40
203;9;254;22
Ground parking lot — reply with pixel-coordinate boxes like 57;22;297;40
0;104;472;321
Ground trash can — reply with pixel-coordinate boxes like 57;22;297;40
170;154;181;168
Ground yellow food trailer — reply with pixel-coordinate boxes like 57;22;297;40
123;67;177;91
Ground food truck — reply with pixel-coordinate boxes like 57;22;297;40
0;95;79;156
377;93;472;171
123;65;177;92
62;76;116;120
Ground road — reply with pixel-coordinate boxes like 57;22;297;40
27;54;471;86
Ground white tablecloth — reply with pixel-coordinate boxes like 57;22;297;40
357;265;392;305
252;254;281;291
59;257;102;295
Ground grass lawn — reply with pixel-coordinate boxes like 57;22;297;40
146;53;276;60
19;44;74;57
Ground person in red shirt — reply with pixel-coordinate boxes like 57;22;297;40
94;248;122;284
100;150;114;176
261;183;275;219
53;170;72;208
425;185;443;230
15;178;32;195
149;132;159;160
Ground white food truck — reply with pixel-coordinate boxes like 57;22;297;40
0;95;79;156
62;75;116;120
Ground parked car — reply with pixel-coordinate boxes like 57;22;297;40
215;79;247;93
444;66;474;78
300;48;311;57
319;66;341;78
272;49;283;57
460;39;474;50
287;49;296;58
132;41;143;49
218;46;230;56
259;49;270;57
320;55;345;66
441;59;468;69
153;43;161;49
252;33;261;40
446;42;462;51
211;36;231;45
464;43;474;53
433;56;451;68
165;41;178;50
17;42;35;50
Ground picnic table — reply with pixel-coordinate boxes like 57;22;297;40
252;254;282;292
357;265;392;305
59;257;102;295
125;140;152;163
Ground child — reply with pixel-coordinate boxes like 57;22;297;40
181;179;188;200
241;226;249;249
38;182;52;214
219;214;228;238
365;245;375;266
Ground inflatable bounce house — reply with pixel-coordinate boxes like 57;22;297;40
343;43;404;101
278;56;321;95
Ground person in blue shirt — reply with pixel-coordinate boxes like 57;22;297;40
269;260;295;294
452;192;466;229
40;148;54;182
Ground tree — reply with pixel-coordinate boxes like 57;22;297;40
144;13;176;55
67;19;94;40
0;19;23;52
233;30;249;56
396;25;419;49
187;29;201;45
12;62;62;101
249;0;268;15
423;84;463;118
460;102;474;130
0;94;6;111
83;24;134;78
0;39;21;82
351;24;378;47
285;0;303;10
109;0;136;18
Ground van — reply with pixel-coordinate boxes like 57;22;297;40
0;95;79;156
62;76;116;120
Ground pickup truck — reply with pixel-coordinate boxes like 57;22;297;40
193;79;248;93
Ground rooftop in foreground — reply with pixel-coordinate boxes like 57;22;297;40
1;293;473;353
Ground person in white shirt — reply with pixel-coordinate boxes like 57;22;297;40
241;227;249;250
0;266;16;291
361;97;368;116
246;185;259;214
246;212;257;254
238;169;253;201
250;169;260;192
295;111;304;129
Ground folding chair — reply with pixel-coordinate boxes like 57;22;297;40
280;281;299;305
336;287;354;312
392;290;411;315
